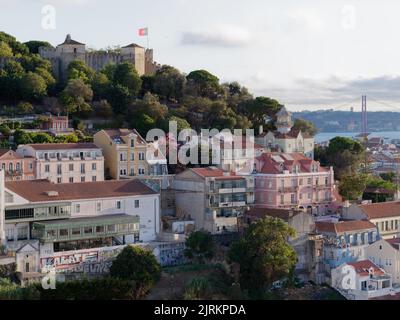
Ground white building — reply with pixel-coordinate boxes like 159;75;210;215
1;177;160;276
256;106;315;159
331;260;393;300
343;201;400;239
366;238;400;284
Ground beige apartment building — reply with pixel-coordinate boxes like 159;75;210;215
16;143;104;183
93;129;167;179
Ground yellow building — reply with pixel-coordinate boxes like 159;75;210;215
93;129;167;179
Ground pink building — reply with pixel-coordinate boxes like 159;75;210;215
253;152;336;215
0;149;34;181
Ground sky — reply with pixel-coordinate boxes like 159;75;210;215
1;0;400;112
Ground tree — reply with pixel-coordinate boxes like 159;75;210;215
162;115;191;132
93;99;113;118
110;246;161;299
319;137;365;180
153;65;186;101
13;129;33;145
60;78;93;116
238;96;282;129
19;72;47;101
106;83;132;115
186;70;222;98
184;231;215;264
380;172;395;182
23;40;52;54
67;60;95;83
0;41;13;57
91;72;110;100
339;174;367;201
228;217;297;297
293;118;318;136
16;101;33;114
113;63;142;97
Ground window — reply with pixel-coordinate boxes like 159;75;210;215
92;163;97;170
131;139;134;147
92;176;97;182
80;163;85;174
307;178;312;185
134;200;140;208
69;163;74;171
75;204;80;213
299;178;303;186
45;164;50;172
17;227;28;240
325;177;329;185
6;229;14;241
107;224;116;232
130;168;134;176
16;163;20;171
59;229;68;237
308;193;311;200
139;152;145;160
57;177;62;183
57;164;62;175
72;228;81;235
29;162;33;170
69;177;74;183
138;168;145;175
96;225;105;233
131;153;134;161
96;202;101;212
116;201;121;209
46;230;56;238
280;194;284;205
9;163;13;171
81;176;85;182
291;194;295;204
84;227;93;235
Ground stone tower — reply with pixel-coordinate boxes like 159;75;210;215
276;106;293;134
56;34;86;82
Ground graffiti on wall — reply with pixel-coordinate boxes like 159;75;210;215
40;245;125;274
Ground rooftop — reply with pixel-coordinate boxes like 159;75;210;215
23;143;100;151
102;129;147;145
359;201;400;219
5;179;157;202
315;220;377;234
347;260;386;276
58;34;85;46
190;167;245;180
245;207;303;222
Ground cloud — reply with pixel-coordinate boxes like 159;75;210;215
181;25;251;48
283;10;324;33
39;0;93;6
249;75;400;110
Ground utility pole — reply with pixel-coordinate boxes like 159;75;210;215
361;95;368;173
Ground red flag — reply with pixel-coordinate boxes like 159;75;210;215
138;27;148;36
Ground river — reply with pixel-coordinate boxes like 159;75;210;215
315;131;400;143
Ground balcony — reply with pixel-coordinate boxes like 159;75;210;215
32;214;140;243
279;186;298;193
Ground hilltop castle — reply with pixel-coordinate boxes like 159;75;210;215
39;34;160;81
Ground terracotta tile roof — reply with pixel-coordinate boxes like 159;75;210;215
347;260;386;276
255;152;327;174
25;143;99;151
190;167;244;180
0;149;22;159
315;220;376;234
245;207;302;222
58;34;84;46
5;179;157;202
386;238;400;250
359;201;400;219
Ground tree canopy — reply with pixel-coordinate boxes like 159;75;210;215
228;217;297;297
